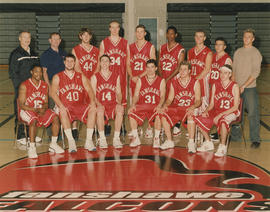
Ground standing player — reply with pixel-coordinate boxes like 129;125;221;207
18;66;64;158
51;54;96;153
194;65;240;156
91;55;124;148
159;26;185;136
127;24;156;139
128;59;165;148
188;30;212;113
160;61;201;152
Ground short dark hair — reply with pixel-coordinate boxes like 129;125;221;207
136;24;146;31
195;29;206;36
179;61;191;70
49;32;61;39
215;37;227;46
19;31;31;37
31;65;42;71
99;54;111;62
78;28;92;40
146;59;158;67
64;53;76;61
167;26;178;34
109;20;120;28
243;28;255;37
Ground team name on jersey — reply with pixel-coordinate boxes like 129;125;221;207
212;63;220;69
140;87;160;97
96;83;116;93
26;92;46;105
160;54;177;65
130;53;149;63
79;54;97;65
215;91;233;102
59;84;83;95
106;49;126;58
175;91;194;102
190;59;205;68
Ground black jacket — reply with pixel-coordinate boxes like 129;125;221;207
8;45;39;88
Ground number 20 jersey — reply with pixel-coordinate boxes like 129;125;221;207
138;75;163;107
57;71;87;107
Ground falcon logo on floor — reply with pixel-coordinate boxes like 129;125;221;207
0;146;269;211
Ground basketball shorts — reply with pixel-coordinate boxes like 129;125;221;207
161;106;187;128
20;109;57;127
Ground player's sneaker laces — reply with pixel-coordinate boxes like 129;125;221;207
210;132;219;142
160;140;174;150
49;143;65;154
188;141;196;153
153;137;160;148
113;137;123;149
215;144;227;157
99;138;108;149
68;139;77;153
84;139;96;151
144;127;153;139
130;136;141;147
172;126;181;136
35;136;42;143
197;141;214;152
28;144;38;159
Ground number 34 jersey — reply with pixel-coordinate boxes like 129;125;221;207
138;75;163;107
57;71;87;107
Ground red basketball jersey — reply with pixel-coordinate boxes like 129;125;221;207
214;80;236;114
57;71;87;107
129;41;152;77
103;37;128;76
159;43;184;79
171;77;196;110
210;52;232;85
138;75;163;106
188;46;212;78
73;44;99;79
23;79;48;109
95;71;118;106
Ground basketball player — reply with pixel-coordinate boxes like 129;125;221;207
72;28;99;139
18;66;64;158
194;65;240;156
210;37;232;141
188;30;212;113
160;61;201;152
91;55;124;149
99;20;129;135
51;54;96;153
128;59;165;148
127;24;156;139
159;26;185;137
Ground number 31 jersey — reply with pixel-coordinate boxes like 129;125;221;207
57;71;87;107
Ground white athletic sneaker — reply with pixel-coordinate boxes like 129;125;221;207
172;127;181;137
160;140;174;150
197;141;214;152
215;144;227;157
144;127;153;139
188;141;196;153
35;136;42;143
28;144;38;159
49;143;64;154
68;139;77;153
17;138;27;145
113;137;123;149
129;136;141;147
99;138;108;149
127;131;133;137
84;139;96;151
153;137;160;148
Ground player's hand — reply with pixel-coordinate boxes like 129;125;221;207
154;105;162;113
128;105;136;114
38;108;46;115
160;106;168;113
240;86;245;94
213;114;222;125
202;111;209;117
186;106;195;116
132;76;139;83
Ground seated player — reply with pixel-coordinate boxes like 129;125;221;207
194;65;240;157
91;54;124;148
160;61;201;152
18;66;64;158
51;54;96;153
128;59;165;148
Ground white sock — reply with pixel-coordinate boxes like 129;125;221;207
154;129;160;139
189;139;194;143
72;127;77;130
132;129;138;138
99;131;105;139
64;129;75;142
51;136;58;145
205;140;211;143
86;128;94;141
114;131;120;138
29;142;35;147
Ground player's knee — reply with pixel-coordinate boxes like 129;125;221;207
116;104;124;114
30;119;37;127
97;105;104;114
52;115;60;124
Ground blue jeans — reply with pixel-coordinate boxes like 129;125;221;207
242;87;260;143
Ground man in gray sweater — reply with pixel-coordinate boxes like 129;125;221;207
232;28;262;148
